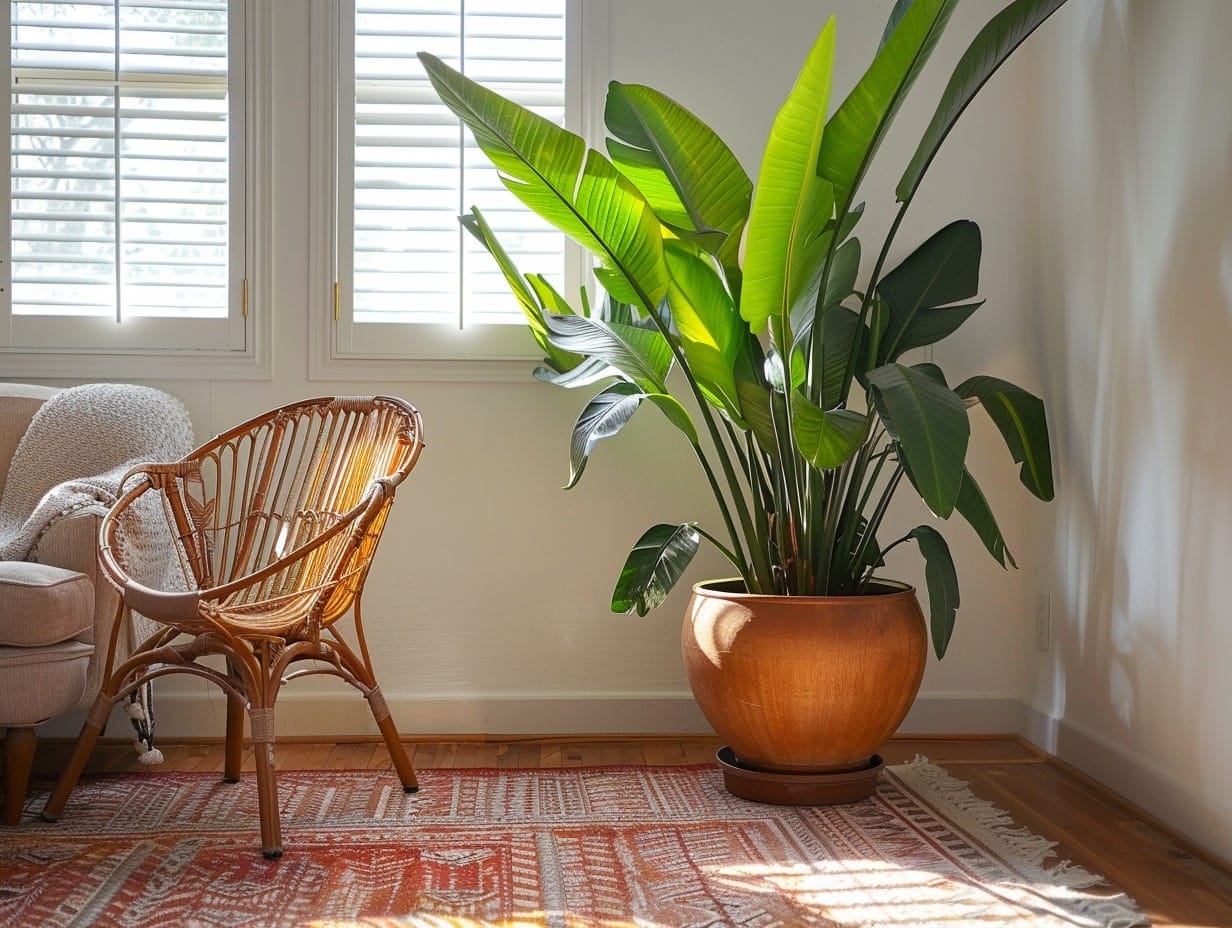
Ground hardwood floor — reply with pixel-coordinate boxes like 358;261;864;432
10;733;1232;926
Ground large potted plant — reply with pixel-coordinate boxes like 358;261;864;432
420;0;1064;802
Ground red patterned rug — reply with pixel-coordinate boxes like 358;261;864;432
1;760;1144;927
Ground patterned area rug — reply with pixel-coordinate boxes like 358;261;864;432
1;760;1146;927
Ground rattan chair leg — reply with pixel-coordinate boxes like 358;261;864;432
374;710;417;793
252;738;282;859
3;727;37;826
224;693;245;784
42;696;111;822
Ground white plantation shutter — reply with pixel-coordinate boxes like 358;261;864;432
337;0;569;358
4;0;245;351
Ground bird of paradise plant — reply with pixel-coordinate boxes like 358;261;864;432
420;0;1065;658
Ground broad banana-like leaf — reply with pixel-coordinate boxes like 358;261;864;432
525;274;578;318
419;52;669;311
664;241;745;422
877;220;982;363
533;356;616;388
741;18;837;345
612;522;702;616
909;524;960;658
867;362;969;517
790;391;868;471
544;314;673;394
462;208;581;372
957;376;1054;500
954;467;1017;568
568;383;645;489
816;306;869;409
880;0;916;49
566;384;698;489
897;0;1071;202
735;379;780;456
605;82;752;272
818;0;957;210
790;235;861;339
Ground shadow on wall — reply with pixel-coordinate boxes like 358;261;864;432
1038;0;1232;852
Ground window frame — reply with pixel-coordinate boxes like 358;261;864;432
0;0;271;380
310;0;606;381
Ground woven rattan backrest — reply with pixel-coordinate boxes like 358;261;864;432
150;396;422;633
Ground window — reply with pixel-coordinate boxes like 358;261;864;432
2;0;248;354
330;0;582;361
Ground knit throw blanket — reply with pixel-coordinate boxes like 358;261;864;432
0;383;196;761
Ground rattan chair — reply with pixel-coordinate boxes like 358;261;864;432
42;396;425;858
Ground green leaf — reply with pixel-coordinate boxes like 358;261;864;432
735;379;780;456
664;241;745;421
790;235;861;339
605;82;752;271
897;0;1071;202
817;306;869;409
908;525;960;658
818;0;958;210
741;18;837;345
462;208;581;372
954;468;1017;568
544;314;673;394
645;393;699;445
533;356;615;388
790;391;868;471
867;362;969;517
877;220;983;363
419;52;669;311
525;274;578;317
957;375;1054;500
612;523;702;616
567;383;646;489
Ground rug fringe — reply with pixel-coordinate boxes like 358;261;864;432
892;757;1149;927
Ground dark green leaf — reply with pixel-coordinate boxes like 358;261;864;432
790;391;868;471
568;383;645;489
612;523;702;616
605;82;752;272
877;220;982;363
909;525;960;658
868;362;969;517
957;375;1054;500
816;306;869;409
954;468;1017;568
735;379;781;456
897;0;1071;202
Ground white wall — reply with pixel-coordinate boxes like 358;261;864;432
27;1;1048;741
1028;0;1232;862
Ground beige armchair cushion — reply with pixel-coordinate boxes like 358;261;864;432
0;639;92;727
0;562;92;647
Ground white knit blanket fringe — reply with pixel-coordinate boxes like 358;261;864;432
0;383;195;764
892;757;1149;927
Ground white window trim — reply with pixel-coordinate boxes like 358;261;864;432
308;0;607;383
0;0;272;381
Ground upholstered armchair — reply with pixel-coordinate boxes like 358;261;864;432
0;383;194;825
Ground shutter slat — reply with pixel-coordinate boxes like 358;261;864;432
348;0;566;327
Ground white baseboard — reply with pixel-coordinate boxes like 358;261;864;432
39;692;1023;740
1020;701;1232;865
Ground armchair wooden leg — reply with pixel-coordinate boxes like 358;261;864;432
249;706;282;859
367;690;417;793
3;727;37;826
42;698;109;822
224;664;245;784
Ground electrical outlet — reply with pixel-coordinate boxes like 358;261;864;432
1035;593;1052;651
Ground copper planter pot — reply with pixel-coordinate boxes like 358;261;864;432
682;579;927;799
